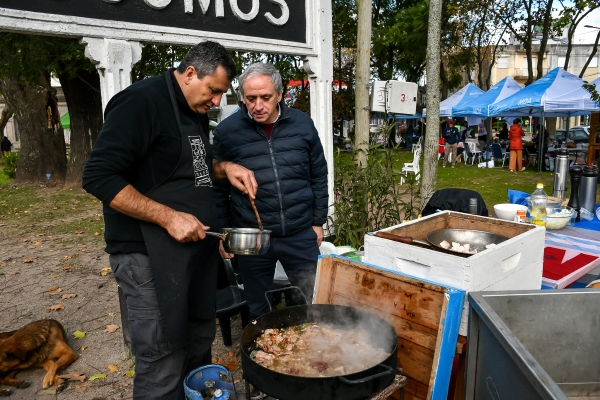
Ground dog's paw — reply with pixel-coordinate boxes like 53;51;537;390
56;378;67;393
0;388;11;397
15;380;31;389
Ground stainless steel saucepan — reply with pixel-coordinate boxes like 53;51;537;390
206;228;271;255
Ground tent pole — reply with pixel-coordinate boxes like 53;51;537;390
538;110;544;174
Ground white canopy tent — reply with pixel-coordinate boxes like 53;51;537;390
544;77;600;114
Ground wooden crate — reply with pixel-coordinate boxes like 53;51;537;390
314;256;465;400
364;211;545;336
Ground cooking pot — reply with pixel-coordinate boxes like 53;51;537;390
205;228;270;255
241;302;398;400
371;228;508;256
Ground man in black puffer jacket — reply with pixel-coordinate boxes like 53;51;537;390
214;62;328;320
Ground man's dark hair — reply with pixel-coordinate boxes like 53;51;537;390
177;41;237;80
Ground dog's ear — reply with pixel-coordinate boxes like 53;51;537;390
7;347;27;361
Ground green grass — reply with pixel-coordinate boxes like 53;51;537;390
337;148;592;214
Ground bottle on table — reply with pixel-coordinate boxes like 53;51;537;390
469;198;478;215
530;183;548;226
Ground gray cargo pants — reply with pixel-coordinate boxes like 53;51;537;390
110;253;215;400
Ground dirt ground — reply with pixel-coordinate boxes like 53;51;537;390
0;186;249;400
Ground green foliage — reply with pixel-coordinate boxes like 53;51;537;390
329;125;421;248
132;44;191;82
583;82;600;102
2;152;18;179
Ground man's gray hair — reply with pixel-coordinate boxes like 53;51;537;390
239;63;283;96
177;41;237;81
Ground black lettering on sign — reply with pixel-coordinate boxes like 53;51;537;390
0;0;304;43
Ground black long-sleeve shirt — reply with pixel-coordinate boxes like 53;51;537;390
83;69;210;254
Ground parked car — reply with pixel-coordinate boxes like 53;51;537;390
571;125;590;135
552;127;589;144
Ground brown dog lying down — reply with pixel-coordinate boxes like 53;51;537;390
0;319;78;395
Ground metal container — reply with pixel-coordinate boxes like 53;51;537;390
466;289;600;400
552;149;570;198
580;165;598;213
205;228;271;255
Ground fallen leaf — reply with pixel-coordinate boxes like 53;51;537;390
123;382;129;387
58;372;86;382
124;370;135;378
73;330;86;339
64;255;72;259
94;232;100;236
104;324;119;333
57;288;63;292
22;239;29;242
36;387;57;396
211;357;217;364
80;248;89;253
0;264;5;267
34;241;43;245
78;346;87;351
89;373;107;381
75;382;91;393
107;364;119;372
37;233;45;237
62;293;77;299
108;312;115;317
234;378;241;384
75;230;83;234
23;258;35;263
46;304;65;312
9;271;19;275
63;265;71;271
216;357;239;372
45;286;60;292
100;267;112;276
50;274;59;279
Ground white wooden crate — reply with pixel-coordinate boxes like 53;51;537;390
364;211;545;335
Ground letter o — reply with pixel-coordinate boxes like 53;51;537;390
143;0;172;9
230;0;259;21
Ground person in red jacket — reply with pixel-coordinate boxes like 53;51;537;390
508;118;525;173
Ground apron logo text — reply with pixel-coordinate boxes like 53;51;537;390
188;136;212;187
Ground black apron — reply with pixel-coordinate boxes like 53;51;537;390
139;70;220;351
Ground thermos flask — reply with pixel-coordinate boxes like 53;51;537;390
552;149;570;199
580;165;598;213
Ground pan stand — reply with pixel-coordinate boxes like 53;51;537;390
242;372;406;400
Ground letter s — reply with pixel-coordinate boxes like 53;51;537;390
143;0;172;9
265;0;289;26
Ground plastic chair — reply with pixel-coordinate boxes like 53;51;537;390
401;147;421;184
412;136;423;152
216;259;250;346
491;143;509;168
465;142;481;165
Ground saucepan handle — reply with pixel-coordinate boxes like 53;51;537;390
264;286;307;312
337;363;394;385
205;231;227;241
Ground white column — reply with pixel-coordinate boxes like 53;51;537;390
80;37;143;114
303;1;334;230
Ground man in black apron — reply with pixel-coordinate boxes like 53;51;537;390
83;41;257;400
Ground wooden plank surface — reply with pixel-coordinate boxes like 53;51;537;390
397;338;435;386
403;377;429;400
323;262;445;330
332;294;438;351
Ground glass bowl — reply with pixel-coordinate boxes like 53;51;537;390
546;207;574;230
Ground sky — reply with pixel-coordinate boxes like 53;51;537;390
571;8;600;44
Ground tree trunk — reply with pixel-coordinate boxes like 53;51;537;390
354;0;372;166
536;0;553;79
580;31;600;78
58;68;103;189
0;74;67;185
420;0;443;209
0;103;12;137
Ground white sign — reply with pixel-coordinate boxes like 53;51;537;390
370;80;418;115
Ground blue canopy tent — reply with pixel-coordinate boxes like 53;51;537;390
423;83;484;117
452;77;522;117
488;68;587;173
488;68;585;117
